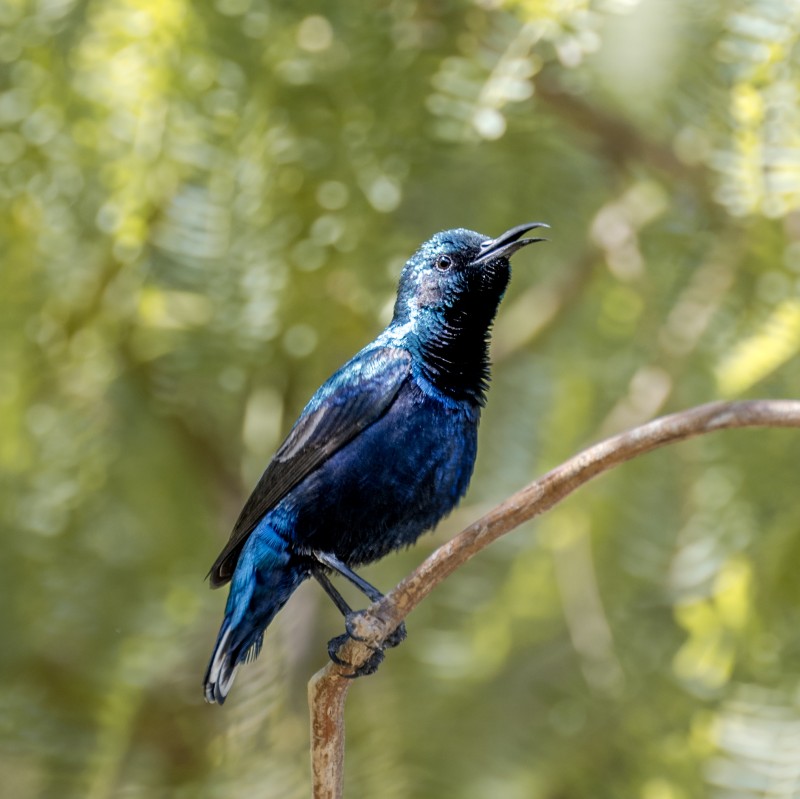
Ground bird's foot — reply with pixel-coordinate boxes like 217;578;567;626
346;611;407;651
383;621;407;649
327;633;385;678
325;612;407;678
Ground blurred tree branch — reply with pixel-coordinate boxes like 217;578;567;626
532;73;708;188
309;398;800;798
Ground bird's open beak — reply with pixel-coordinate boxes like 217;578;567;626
471;222;549;266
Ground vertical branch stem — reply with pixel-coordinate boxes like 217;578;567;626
309;668;351;798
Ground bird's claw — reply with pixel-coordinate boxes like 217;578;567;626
327;633;352;667
326;632;386;678
383;621;407;649
344;612;406;647
326;615;407;678
344;649;385;679
343;610;371;642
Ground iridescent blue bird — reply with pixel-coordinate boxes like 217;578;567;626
204;222;547;703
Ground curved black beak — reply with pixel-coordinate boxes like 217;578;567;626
472;222;549;266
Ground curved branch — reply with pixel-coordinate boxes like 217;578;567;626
309;399;800;797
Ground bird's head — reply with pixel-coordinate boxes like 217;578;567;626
391;222;548;334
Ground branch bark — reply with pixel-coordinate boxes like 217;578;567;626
309;399;800;797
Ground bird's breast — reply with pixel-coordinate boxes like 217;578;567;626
288;377;480;565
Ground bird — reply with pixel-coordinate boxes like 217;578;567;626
203;222;547;703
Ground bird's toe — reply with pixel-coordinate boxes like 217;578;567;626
384;621;407;649
328;613;406;677
344;610;370;642
342;649;385;679
327;633;352;667
326;632;386;678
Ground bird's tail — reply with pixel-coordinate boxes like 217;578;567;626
203;530;308;704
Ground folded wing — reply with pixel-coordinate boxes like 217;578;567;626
208;346;412;587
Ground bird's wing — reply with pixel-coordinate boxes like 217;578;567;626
208;346;412;587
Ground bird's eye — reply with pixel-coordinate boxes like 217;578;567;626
435;254;453;271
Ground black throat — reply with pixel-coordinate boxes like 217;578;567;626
417;305;494;406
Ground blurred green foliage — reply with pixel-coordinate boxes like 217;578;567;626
3;0;800;796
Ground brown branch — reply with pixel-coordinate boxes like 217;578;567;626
309;669;351;799
309;399;800;797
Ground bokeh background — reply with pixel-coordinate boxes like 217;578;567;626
3;0;800;796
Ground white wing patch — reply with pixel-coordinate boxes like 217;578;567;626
275;405;327;461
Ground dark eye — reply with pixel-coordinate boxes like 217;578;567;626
435;254;453;271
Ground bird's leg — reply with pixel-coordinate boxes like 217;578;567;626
312;569;367;671
312;551;407;677
312;550;406;644
312;568;353;617
312;550;383;602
